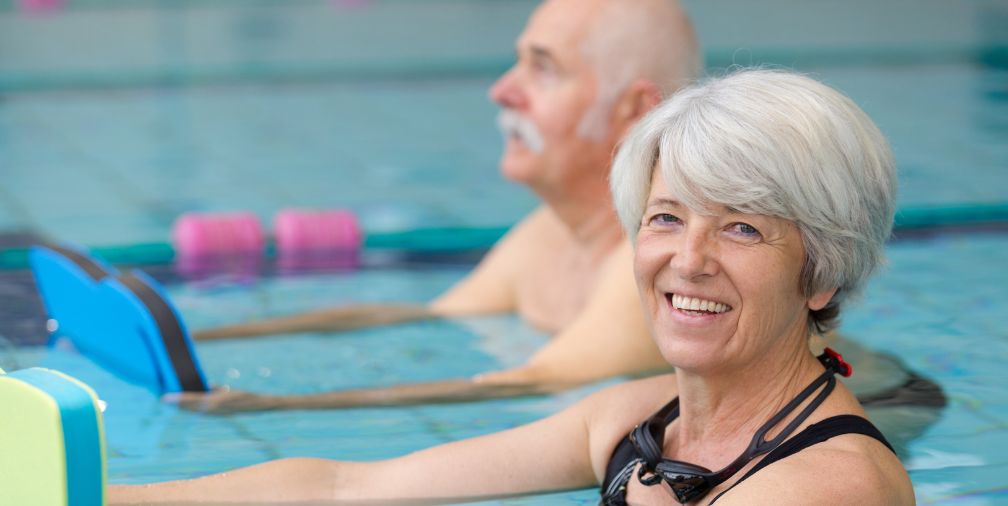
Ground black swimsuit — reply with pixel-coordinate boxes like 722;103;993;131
599;398;894;505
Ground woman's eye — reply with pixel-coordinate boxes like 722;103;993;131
648;213;681;226
729;222;761;237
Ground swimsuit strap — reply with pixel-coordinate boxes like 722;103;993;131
599;456;641;506
707;414;894;504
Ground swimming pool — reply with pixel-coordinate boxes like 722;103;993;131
2;233;1005;504
1;0;1007;504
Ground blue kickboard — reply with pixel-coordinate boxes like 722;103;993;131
30;244;117;345
30;245;208;394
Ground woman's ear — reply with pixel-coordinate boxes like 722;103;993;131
807;288;839;311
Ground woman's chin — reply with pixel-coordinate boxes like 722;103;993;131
656;341;724;373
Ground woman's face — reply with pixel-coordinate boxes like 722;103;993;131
634;169;835;374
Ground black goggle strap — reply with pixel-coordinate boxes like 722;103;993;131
630;398;681;484
744;349;848;457
710;367;837;483
631;350;844;487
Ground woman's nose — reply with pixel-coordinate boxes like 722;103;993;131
671;232;717;281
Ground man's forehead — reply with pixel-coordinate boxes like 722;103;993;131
517;0;598;59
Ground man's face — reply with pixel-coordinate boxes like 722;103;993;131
489;0;614;194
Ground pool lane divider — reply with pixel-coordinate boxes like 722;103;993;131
0;366;106;506
893;202;1008;229
31;245;209;394
0;224;512;271
1;202;1007;271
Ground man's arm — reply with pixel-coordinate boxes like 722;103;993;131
172;378;556;413
190;210;542;341
192;303;435;340
174;240;669;413
426;209;548;316
499;240;669;383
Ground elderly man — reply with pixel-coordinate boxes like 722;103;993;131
182;0;941;420
181;0;702;411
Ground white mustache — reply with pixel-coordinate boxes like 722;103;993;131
496;109;544;154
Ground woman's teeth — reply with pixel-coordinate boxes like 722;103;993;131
669;294;730;314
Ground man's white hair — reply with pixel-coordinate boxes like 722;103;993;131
578;0;702;139
610;68;897;333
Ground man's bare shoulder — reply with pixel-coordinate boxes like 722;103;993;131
502;206;630;263
430;207;564;316
507;206;571;243
597;238;634;273
471;207;564;264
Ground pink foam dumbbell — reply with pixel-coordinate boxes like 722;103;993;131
17;0;65;14
273;209;361;254
273;209;362;271
172;212;265;258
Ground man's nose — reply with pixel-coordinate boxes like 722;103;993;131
489;68;526;109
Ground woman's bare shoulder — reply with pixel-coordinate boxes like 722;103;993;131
714;431;914;505
570;374;679;481
580;373;679;418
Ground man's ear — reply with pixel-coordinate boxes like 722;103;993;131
808;287;838;311
611;79;662;134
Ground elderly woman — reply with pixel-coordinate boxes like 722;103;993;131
111;69;913;505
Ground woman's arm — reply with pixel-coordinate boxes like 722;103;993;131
116;375;680;505
110;457;350;504
113;383;626;505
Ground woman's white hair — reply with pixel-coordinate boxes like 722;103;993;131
611;68;896;333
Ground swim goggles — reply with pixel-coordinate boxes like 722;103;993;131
629;348;852;503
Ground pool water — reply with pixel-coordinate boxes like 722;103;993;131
1;1;1006;245
1;0;1007;504
2;233;1005;504
0;64;1005;245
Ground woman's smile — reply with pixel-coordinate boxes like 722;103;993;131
663;292;733;325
